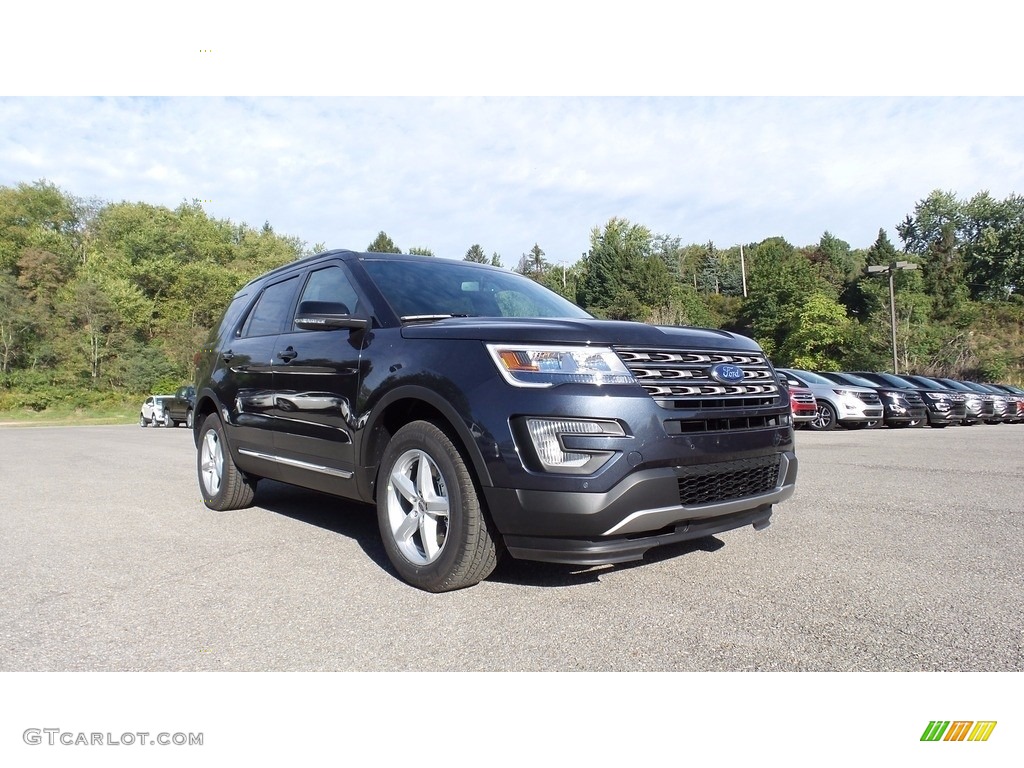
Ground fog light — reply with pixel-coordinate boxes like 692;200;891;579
525;418;624;474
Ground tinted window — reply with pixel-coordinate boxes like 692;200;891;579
786;369;836;386
838;373;880;388
241;276;299;337
904;375;944;390
295;265;361;328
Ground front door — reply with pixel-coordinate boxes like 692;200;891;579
269;263;367;492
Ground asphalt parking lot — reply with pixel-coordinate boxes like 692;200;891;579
1;422;1021;672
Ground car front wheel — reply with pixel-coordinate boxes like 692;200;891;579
377;421;500;592
197;413;256;510
809;402;837;431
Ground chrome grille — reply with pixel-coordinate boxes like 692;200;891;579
852;391;882;405
615;348;779;406
791;391;816;404
677;455;781;506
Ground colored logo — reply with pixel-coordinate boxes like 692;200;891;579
710;364;745;384
921;721;997;742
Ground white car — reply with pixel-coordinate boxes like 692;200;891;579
139;395;174;427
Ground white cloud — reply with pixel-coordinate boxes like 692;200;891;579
2;96;1023;261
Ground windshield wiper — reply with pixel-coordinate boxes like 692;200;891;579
400;313;475;324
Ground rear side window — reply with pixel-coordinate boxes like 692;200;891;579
240;276;300;337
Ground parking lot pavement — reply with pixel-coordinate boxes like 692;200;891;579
0;423;1022;672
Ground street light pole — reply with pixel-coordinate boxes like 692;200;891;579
867;260;918;374
739;244;748;298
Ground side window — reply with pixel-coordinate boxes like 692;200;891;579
294;265;361;329
240;276;299;337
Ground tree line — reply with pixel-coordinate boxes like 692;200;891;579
1;180;1021;411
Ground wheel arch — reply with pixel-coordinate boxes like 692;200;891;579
192;390;230;448
360;385;494;503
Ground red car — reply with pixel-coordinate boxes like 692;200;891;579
788;384;818;426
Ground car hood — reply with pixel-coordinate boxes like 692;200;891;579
400;317;762;351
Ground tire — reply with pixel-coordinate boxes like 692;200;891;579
197;412;256;510
139;413;148;427
809;401;837;431
377;420;499;592
186;409;194;429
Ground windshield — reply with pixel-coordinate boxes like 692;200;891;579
787;369;840;386
904;375;944;390
361;258;592;321
867;372;917;388
833;372;877;388
937;379;972;392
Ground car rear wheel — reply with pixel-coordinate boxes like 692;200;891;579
139;413;148;427
197;413;256;510
186;409;194;429
377;421;499;592
809;402;837;431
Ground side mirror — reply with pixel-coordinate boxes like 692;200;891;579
295;301;369;331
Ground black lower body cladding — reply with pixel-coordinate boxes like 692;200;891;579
484;448;797;565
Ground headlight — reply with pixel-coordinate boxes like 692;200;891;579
486;344;636;388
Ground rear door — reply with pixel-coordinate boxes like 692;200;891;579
220;274;301;454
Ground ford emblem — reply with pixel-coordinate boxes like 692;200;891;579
710;363;745;384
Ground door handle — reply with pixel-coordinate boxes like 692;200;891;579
277;347;298;362
221;350;235;363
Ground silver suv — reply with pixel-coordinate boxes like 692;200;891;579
778;368;884;431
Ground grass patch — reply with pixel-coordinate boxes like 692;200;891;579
0;403;139;427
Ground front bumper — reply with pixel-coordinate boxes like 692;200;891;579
925;401;966;425
883;405;927;425
485;450;797;565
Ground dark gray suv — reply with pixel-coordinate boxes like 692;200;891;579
192;250;798;591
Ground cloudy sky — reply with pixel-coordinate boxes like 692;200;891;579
6;96;1021;263
3;5;1023;265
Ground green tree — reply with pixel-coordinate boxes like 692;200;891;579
367;231;401;253
740;237;819;355
693;242;742;295
464;244;487;263
898;190;971;322
408;246;435;257
960;192;1024;299
0;274;35;373
65;280;119;380
803;231;852;290
516;243;547;278
843;228;898;318
775;293;853;369
0;180;83;273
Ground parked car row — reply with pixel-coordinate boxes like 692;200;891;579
138;386;196;428
778;368;1024;431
